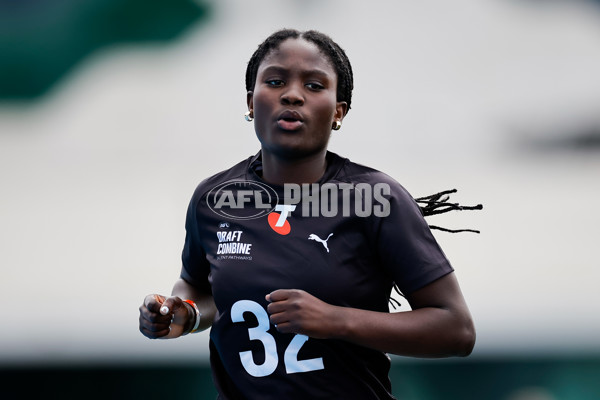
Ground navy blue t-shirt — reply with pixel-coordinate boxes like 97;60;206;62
181;151;453;399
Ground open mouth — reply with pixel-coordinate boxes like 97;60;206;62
277;110;304;131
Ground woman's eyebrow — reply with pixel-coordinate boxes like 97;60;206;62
260;65;288;75
260;65;332;79
302;69;332;79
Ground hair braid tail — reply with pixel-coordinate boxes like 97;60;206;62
389;188;483;309
415;188;483;233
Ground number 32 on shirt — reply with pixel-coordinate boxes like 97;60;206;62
231;300;324;377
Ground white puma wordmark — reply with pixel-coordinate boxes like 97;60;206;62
308;233;333;253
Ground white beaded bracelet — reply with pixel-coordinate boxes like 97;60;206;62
184;300;201;334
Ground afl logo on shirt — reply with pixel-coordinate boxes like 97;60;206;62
207;180;279;220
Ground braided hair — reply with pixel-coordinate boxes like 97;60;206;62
416;189;483;234
389;189;483;309
249;31;482;230
245;29;354;112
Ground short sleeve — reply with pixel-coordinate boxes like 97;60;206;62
180;191;212;294
373;181;453;295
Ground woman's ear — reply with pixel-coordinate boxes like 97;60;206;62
335;101;348;121
247;91;254;113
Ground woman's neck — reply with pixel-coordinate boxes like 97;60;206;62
260;149;327;186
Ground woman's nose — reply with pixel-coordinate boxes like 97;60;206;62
280;83;304;106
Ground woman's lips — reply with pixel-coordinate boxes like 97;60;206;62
277;110;304;131
277;119;303;131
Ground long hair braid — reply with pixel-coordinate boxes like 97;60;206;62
390;189;483;309
415;188;483;233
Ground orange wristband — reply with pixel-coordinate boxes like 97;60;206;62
184;299;201;333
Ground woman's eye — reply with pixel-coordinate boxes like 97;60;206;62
306;83;324;90
266;79;284;87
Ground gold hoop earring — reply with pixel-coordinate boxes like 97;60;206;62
244;111;254;122
332;120;342;130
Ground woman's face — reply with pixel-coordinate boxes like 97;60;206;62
248;38;347;160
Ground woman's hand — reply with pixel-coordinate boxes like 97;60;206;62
266;289;339;339
139;294;191;339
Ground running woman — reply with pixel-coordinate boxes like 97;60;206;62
139;29;476;399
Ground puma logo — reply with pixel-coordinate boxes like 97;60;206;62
308;233;333;253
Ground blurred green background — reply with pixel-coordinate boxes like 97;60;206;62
0;0;208;101
3;358;600;399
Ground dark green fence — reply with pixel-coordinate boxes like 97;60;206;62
2;356;599;399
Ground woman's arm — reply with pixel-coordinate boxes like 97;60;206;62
266;272;475;357
139;277;216;339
